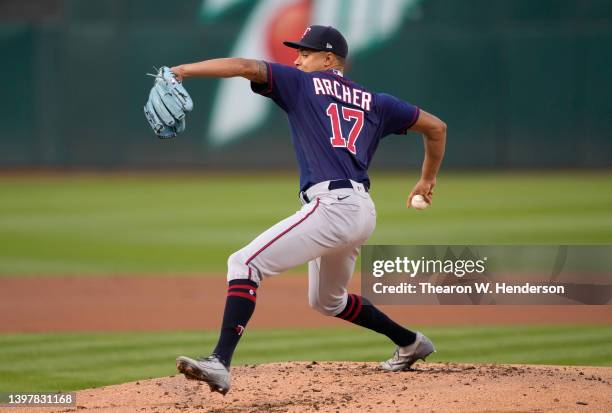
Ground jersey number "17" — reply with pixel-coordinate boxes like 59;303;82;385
326;103;364;155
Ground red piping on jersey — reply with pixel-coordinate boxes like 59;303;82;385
245;198;321;267
260;62;274;95
400;106;421;134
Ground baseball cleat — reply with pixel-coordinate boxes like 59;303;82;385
379;331;436;372
176;355;231;395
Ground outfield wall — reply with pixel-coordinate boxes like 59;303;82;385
2;0;611;168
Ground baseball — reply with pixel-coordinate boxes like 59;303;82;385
411;194;429;210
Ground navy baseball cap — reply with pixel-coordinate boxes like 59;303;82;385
283;25;349;58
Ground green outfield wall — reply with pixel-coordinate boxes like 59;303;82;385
1;0;611;168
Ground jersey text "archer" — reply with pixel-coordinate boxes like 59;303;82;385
312;78;372;111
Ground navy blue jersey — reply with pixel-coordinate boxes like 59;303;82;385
251;62;420;191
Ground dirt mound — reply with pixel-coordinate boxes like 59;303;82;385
24;362;611;412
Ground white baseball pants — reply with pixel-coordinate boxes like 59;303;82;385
227;180;376;316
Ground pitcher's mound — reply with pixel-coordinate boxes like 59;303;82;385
34;362;611;412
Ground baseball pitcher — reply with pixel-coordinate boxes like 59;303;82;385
171;25;447;395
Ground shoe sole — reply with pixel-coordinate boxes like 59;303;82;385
380;339;436;372
401;339;436;370
176;358;230;395
381;351;434;372
401;349;435;371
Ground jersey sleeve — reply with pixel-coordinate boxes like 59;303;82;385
251;62;305;112
377;93;420;137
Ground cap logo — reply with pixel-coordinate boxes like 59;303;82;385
301;27;311;39
326;42;333;49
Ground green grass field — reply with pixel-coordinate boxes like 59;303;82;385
1;325;611;392
1;171;611;392
1;171;611;275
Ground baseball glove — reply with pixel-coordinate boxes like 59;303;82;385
144;66;193;139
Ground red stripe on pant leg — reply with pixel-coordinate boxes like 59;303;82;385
346;295;362;322
227;291;257;302
228;285;257;292
344;294;358;320
227;287;257;297
245;198;321;266
338;294;356;320
336;294;353;319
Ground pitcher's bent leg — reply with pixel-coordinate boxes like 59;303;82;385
215;198;343;367
227;198;338;284
308;246;359;316
308;245;417;347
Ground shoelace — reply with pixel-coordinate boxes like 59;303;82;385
196;355;217;362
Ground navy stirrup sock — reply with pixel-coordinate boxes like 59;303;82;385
335;293;417;347
212;279;258;368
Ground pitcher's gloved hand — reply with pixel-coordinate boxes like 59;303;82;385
144;66;193;139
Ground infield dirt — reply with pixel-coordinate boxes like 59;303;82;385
3;275;611;412
19;361;612;412
2;276;611;332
